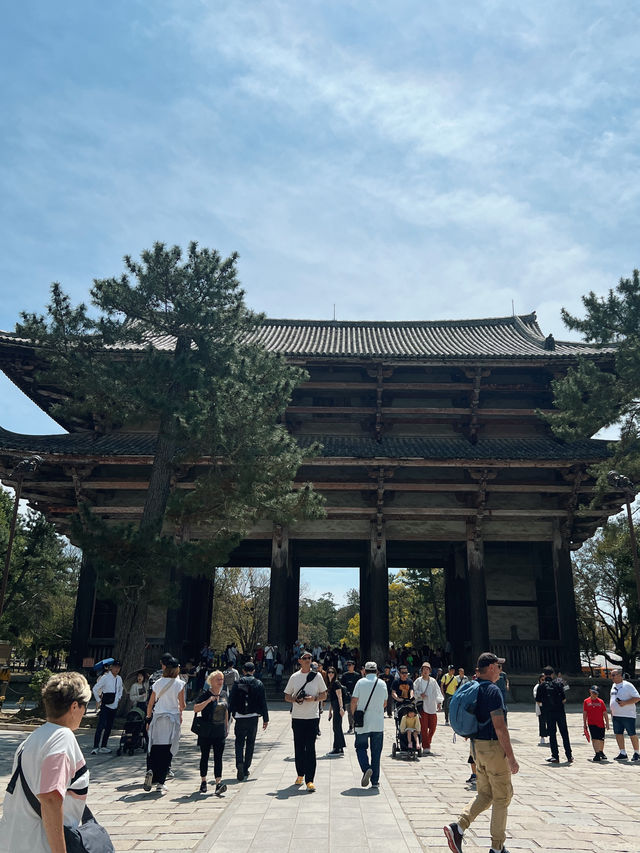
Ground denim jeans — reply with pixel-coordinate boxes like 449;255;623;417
355;730;384;784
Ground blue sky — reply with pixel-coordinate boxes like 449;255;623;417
1;2;638;602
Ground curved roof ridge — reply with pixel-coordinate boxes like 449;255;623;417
260;313;539;329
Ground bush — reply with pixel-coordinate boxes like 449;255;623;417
29;668;54;704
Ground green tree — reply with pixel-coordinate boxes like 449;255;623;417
299;593;339;645
210;567;269;654
572;518;640;676
549;269;640;484
0;490;79;658
16;242;323;673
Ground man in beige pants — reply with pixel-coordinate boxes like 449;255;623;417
444;652;519;853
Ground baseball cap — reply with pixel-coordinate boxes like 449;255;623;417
299;650;312;659
448;664;455;670
110;659;122;667
476;652;505;669
364;661;378;672
589;685;599;692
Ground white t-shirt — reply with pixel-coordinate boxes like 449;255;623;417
610;680;640;718
0;722;89;853
92;671;123;709
152;677;185;713
284;671;327;719
352;675;388;733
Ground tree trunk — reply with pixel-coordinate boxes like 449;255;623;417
112;336;188;676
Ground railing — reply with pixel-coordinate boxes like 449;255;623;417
491;640;563;673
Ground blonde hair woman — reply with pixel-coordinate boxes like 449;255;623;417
193;669;229;794
144;657;185;795
0;672;107;853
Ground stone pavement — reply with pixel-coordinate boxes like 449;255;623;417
0;704;639;852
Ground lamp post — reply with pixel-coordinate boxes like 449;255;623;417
606;470;640;617
0;456;42;621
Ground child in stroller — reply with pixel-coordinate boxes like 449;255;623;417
392;699;421;760
117;706;147;756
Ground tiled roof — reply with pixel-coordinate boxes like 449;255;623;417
242;315;608;359
0;427;610;462
0;313;611;360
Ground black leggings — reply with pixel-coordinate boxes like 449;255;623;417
199;737;225;779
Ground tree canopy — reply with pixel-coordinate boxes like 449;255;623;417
549;269;640;484
16;242;323;672
573;518;640;676
0;489;79;658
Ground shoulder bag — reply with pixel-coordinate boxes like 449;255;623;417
6;749;114;852
353;678;379;728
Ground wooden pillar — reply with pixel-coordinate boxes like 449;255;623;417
466;521;490;665
268;526;299;654
360;523;389;665
446;545;471;669
68;553;97;670
552;521;581;674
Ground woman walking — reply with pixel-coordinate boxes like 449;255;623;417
144;657;185;795
326;667;346;755
193;670;229;794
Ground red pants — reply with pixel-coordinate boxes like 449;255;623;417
420;711;437;748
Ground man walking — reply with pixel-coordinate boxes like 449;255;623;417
284;650;327;792
340;660;360;734
413;662;443;755
609;667;640;761
535;666;573;764
441;664;458;725
444;652;519;853
91;659;123;754
229;660;269;780
351;661;388;788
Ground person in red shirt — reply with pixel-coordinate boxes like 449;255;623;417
583;685;610;762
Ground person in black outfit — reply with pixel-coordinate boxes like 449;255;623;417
380;664;394;717
535;666;573;764
340;661;360;734
228;661;269;781
325;668;346;755
193;670;228;795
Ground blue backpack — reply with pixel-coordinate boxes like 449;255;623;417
449;680;491;737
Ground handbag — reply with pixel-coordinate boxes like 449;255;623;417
192;690;226;738
7;750;114;852
353;678;379;728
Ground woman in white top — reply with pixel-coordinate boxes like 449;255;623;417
0;672;97;853
534;673;547;745
144;657;185;794
129;670;149;712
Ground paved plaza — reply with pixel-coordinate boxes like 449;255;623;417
0;703;639;852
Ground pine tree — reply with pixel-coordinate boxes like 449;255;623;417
17;242;323;673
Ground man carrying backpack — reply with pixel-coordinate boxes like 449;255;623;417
228;661;269;781
444;652;519;853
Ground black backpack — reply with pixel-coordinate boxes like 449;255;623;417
235;677;253;714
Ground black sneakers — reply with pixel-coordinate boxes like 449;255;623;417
444;823;464;853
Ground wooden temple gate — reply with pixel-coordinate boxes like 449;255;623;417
0;314;625;672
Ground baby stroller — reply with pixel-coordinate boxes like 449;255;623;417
391;699;421;760
117;706;147;756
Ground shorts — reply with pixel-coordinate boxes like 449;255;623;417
612;716;637;737
588;725;605;741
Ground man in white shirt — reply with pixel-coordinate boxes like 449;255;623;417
351;661;388;788
413;661;443;755
91;659;123;754
609;668;640;761
284;650;327;792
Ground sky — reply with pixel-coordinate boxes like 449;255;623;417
1;1;638;603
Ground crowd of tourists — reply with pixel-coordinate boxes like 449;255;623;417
2;650;639;853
